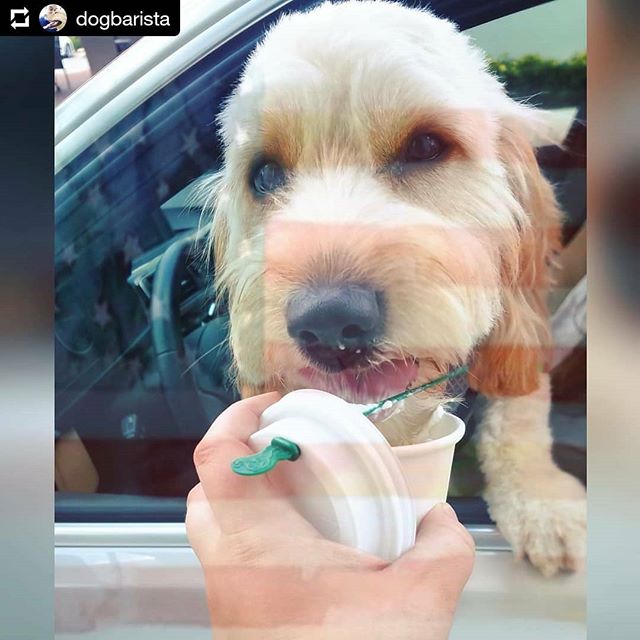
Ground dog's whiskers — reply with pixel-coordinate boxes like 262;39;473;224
181;341;228;376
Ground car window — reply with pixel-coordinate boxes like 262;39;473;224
54;6;302;511
55;0;585;523
468;0;586;239
451;0;586;499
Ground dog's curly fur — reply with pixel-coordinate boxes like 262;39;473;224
204;0;586;576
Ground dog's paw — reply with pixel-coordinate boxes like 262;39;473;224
486;470;586;577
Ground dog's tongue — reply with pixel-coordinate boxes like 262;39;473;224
301;359;419;403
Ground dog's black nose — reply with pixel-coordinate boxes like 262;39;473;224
286;284;385;370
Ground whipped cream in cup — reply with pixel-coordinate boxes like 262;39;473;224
245;389;465;561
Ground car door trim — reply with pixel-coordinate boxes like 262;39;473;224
55;522;511;551
55;0;293;173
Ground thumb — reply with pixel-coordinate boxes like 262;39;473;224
392;503;475;598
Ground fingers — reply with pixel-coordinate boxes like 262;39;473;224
411;503;475;567
414;503;476;556
193;392;281;502
193;392;305;534
186;483;221;563
390;503;475;599
202;392;282;441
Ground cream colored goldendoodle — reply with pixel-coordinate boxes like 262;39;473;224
204;0;586;577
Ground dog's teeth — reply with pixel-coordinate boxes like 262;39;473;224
338;344;346;351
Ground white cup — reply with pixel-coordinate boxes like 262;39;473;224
393;406;466;524
248;389;465;561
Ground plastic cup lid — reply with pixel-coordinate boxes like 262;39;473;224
248;389;416;561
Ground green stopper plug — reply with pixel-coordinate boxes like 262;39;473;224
231;437;301;476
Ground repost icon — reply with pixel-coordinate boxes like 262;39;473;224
10;7;29;29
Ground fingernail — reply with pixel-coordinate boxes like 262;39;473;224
439;502;459;521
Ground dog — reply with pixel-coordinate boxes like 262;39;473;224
44;4;65;22
204;0;586;577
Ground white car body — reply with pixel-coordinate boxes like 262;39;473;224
54;522;585;639
59;35;75;59
54;1;586;638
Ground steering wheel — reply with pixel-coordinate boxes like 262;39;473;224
151;234;233;439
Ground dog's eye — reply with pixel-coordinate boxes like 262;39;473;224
250;161;286;197
405;133;445;163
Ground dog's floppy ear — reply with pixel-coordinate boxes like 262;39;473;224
469;119;562;397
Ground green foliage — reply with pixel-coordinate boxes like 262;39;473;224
488;52;586;109
68;36;82;51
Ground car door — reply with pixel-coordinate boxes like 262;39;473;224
55;1;586;638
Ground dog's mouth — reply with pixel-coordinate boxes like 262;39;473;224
298;355;420;404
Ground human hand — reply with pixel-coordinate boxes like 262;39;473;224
187;393;475;639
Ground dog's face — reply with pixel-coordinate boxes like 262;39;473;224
210;1;557;439
46;5;63;20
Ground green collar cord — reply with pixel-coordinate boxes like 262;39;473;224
361;365;469;417
230;364;469;476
